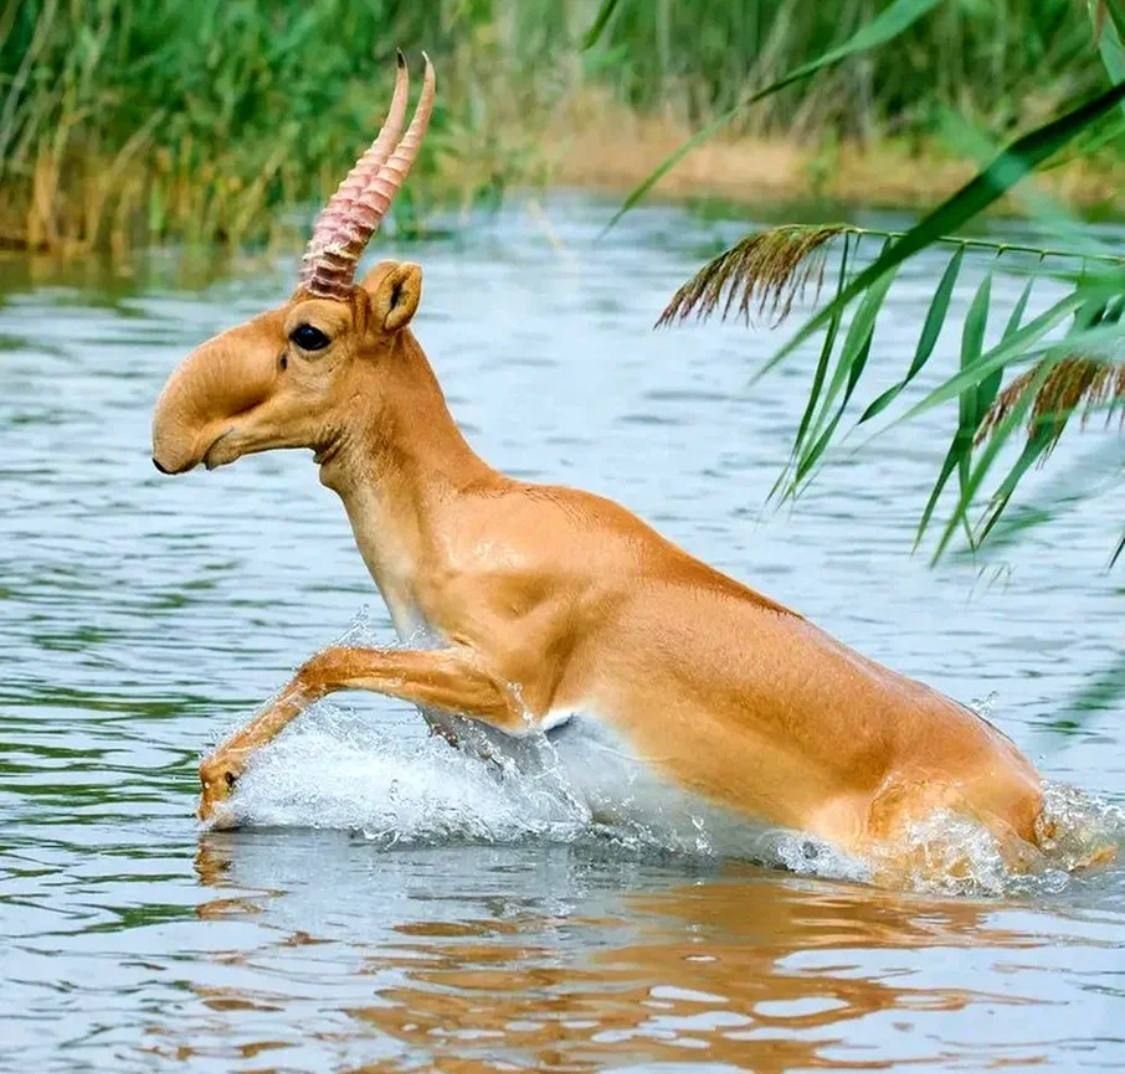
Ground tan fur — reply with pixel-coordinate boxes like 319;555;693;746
152;260;1045;869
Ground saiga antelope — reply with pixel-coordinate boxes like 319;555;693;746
151;55;1046;874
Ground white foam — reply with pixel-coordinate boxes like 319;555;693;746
227;704;592;844
213;697;1122;896
211;700;865;883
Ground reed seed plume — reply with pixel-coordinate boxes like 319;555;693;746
977;356;1125;452
657;225;845;329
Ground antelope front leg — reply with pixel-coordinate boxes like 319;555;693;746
198;646;526;823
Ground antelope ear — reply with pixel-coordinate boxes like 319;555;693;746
360;260;422;333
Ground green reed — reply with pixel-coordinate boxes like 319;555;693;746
592;0;1109;136
0;0;536;249
0;0;1115;251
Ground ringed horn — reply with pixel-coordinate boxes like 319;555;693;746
298;50;436;299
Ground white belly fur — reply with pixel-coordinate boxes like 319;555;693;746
496;712;805;861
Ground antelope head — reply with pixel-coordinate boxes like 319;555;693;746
151;53;435;477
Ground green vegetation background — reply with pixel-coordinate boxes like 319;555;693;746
1;0;1117;250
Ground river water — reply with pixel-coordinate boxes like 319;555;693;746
1;198;1123;1072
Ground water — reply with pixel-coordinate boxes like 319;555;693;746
1;198;1123;1072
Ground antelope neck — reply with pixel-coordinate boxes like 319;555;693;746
317;332;492;639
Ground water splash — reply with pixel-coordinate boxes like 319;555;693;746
218;699;1122;896
866;781;1125;897
229;706;591;844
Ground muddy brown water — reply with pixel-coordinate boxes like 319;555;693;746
1;199;1123;1072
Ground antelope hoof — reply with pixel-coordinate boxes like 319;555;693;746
198;755;243;827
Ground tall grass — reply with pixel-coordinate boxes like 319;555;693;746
0;0;1116;251
593;0;1108;139
0;0;564;250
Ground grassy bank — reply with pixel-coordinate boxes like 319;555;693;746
2;0;1121;253
549;93;1124;215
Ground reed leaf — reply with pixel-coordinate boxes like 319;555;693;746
795;235;851;458
791;242;898;489
914;270;994;549
794;336;872;489
976;424;1058;544
582;0;622;50
927;358;1053;562
1094;0;1125;41
1002;273;1037;342
893;287;1122;426
929;312;1125;559
960;271;996;515
859;244;964;424
1092;0;1125;101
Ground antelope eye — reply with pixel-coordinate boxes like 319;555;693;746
290;323;330;351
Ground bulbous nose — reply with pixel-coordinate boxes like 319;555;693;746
151;319;276;476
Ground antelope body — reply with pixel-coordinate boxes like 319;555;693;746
151;56;1045;874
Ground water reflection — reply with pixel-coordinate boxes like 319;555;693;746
179;830;1119;1072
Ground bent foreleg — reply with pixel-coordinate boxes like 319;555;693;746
198;646;525;822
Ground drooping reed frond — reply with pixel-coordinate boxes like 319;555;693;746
657;225;847;328
977;356;1125;452
658;223;1125;334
